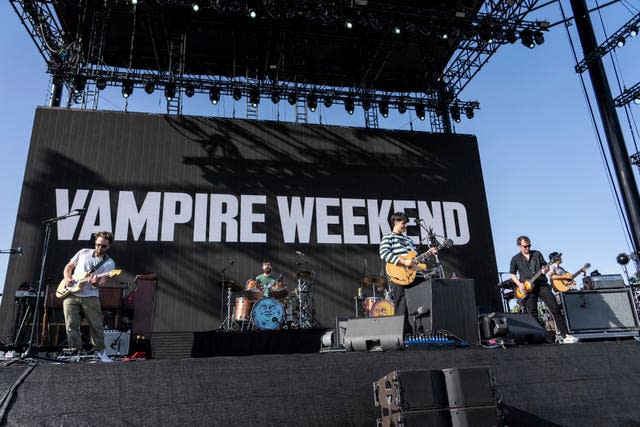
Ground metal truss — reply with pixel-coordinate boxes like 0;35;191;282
614;81;640;108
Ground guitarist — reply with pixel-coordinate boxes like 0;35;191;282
509;236;576;343
379;212;437;333
61;231;116;362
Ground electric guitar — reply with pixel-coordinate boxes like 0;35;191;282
56;269;122;299
515;265;548;300
552;263;590;293
386;250;433;286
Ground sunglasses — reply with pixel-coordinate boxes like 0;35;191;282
521;244;531;248
95;243;109;248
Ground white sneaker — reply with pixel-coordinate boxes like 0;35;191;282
96;351;113;362
562;334;579;344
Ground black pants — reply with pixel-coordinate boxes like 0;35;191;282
524;283;568;336
392;277;425;335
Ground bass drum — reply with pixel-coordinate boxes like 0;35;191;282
251;297;285;330
369;300;395;318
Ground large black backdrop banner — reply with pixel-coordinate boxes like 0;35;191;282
0;107;500;336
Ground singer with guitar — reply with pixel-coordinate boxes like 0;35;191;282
61;231;116;362
379;212;437;333
509;236;577;343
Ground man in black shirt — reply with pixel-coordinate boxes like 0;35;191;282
509;235;576;343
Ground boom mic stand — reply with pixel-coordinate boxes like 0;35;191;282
22;209;84;361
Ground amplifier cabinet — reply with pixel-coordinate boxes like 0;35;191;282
104;329;131;356
561;289;639;333
582;274;625;290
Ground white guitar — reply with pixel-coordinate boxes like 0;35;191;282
55;269;122;299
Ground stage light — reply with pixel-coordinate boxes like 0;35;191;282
520;30;535;49
287;92;297;105
533;31;545;45
248;9;257;19
131;0;137;4
73;75;86;94
164;82;175;100
96;78;107;90
270;90;280;104
232;88;242;101
344;97;354;115
397;99;407;115
379;98;389;118
185;84;195;98
192;3;199;12
122;80;134;98
323;95;333;108
415;103;425;121
307;93;317;112
209;86;220;104
634;97;640;105
504;28;517;44
630;26;638;37
451;105;461;123
393;26;401;35
345;20;353;30
144;81;155;94
362;97;371;112
249;88;260;107
465;106;475;119
616;36;625;48
617;253;630;265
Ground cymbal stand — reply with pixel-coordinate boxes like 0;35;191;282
219;287;234;331
218;259;235;331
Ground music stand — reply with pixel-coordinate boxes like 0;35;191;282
22;209;83;361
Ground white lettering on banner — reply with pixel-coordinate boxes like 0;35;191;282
53;189;472;245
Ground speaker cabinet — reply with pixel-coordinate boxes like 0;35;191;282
561;289;640;333
374;370;447;412
104;329;130;356
405;279;479;346
343;316;404;351
442;367;495;408
481;313;546;344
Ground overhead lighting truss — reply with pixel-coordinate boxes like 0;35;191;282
575;13;640;74
614;80;640;108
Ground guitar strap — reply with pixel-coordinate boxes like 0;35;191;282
88;255;110;275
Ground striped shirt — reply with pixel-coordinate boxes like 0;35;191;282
379;232;425;280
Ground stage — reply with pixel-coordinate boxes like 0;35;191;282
2;339;640;426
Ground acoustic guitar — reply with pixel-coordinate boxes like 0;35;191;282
56;269;122;299
552;263;590;293
385;249;433;286
515;264;548;300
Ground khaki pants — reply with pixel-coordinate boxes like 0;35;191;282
63;295;105;352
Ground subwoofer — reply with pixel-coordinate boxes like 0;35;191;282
561;289;640;333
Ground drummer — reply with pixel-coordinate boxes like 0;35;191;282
255;260;279;288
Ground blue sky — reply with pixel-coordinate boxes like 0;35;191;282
1;1;639;302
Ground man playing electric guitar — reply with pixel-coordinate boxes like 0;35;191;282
61;231;116;362
379;212;437;333
509;236;577;343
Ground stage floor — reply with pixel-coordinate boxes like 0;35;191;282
1;340;640;426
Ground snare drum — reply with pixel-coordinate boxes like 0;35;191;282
233;297;253;322
251;297;285;330
269;279;288;299
244;279;264;301
363;297;380;315
369;300;395;318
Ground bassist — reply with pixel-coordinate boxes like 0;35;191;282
509;235;576;343
61;231;116;362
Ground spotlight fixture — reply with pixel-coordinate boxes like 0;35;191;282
344;97;354;115
520;29;535;49
209;86;220;104
96;78;107;90
616;36;625;48
248;8;257;19
185;84;195;98
232;88;242;101
122;80;134;98
270;90;280;104
307;92;318;112
362;97;371;112
634;97;640;105
144;81;155;94
164;82;176;101
464;106;475;119
617;253;630;266
397;99;407;115
504;28;517;44
415;103;425;121
379;98;389;118
323;95;333;108
192;3;199;12
533;31;545;45
73;75;86;94
392;26;401;35
287;92;297;105
630;26;638;37
345;20;353;30
450;105;461;123
249;88;260;107
131;0;137;4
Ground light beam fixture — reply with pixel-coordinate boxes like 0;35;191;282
209;86;220;104
122;80;134;98
164;82;176;101
185;84;195;98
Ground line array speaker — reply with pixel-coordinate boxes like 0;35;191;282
343;316;404;351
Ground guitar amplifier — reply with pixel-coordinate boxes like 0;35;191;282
104;329;131;356
582;274;625;290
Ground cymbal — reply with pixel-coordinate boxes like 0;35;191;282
290;271;312;280
361;274;385;288
217;280;242;292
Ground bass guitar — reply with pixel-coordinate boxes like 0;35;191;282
552;263;590;293
386;249;433;286
515;265;548;300
56;269;122;299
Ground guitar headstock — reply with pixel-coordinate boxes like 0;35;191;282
108;269;123;277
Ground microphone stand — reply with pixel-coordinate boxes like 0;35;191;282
219;260;235;331
22;209;83;361
416;222;445;279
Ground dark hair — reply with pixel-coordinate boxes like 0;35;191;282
391;212;409;224
94;231;114;243
516;235;530;246
262;260;271;265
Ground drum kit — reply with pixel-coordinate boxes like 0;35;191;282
219;270;320;331
354;274;395;318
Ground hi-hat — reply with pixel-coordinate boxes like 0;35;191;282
217;280;242;292
361;274;385;288
290;271;312;280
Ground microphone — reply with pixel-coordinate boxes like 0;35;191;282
410;306;430;318
10;247;24;256
74;208;87;213
296;250;305;257
442;239;454;248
